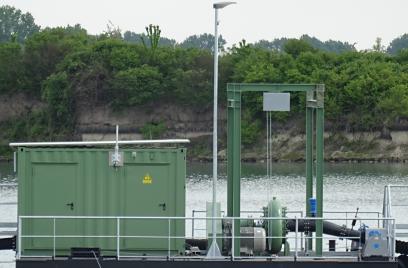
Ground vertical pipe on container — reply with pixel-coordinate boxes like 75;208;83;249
116;218;120;260
53;218;56;258
13;151;17;173
315;107;324;256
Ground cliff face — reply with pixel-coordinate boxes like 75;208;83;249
0;93;44;122
76;102;226;139
2;94;408;162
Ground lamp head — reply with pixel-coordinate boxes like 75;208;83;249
213;1;236;9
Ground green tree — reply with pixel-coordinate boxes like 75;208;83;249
283;39;317;58
110;65;163;109
377;85;408;127
141;24;161;53
42;72;75;135
0;5;40;43
23;27;89;95
387;34;408;55
123;31;176;47
0;42;24;92
180;33;226;51
372;37;385;52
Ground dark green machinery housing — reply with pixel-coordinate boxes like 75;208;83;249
16;145;186;256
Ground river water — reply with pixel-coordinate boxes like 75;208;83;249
1;161;408;265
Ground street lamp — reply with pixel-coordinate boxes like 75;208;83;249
207;1;236;258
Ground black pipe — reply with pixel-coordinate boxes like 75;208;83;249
286;219;362;241
185;239;208;250
0;236;15;250
397;240;408;255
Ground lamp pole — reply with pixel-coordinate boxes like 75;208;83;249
207;1;236;258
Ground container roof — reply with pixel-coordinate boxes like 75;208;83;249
9;139;190;147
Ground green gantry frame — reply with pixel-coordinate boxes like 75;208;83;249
226;83;325;256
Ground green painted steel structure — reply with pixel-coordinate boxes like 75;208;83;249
226;83;325;256
17;147;186;256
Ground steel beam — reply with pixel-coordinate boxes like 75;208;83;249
305;107;314;250
227;85;241;257
315;107;324;256
227;83;317;93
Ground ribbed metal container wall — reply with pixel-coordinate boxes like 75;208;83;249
17;147;186;256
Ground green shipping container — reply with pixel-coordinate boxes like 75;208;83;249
16;146;186;256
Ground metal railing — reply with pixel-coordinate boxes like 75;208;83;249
383;184;408;256
0;183;18;235
17;215;396;261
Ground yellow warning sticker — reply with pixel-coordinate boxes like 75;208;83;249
143;173;152;184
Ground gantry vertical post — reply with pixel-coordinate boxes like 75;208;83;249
227;84;241;257
315;85;325;256
305;104;314;251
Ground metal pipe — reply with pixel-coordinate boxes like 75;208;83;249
208;5;220;257
9;139;190;147
13;151;16;173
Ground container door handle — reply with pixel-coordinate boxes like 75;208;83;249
159;203;166;211
66;202;74;210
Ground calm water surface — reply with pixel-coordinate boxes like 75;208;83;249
1;161;408;265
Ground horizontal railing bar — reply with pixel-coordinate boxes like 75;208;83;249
18;215;394;221
0;202;17;205
0;184;17;187
396;233;408;237
0;222;17;227
396;224;408;229
386;185;408;188
0;230;17;235
20;234;362;240
9;139;190;147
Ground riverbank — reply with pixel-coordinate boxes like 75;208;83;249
187;130;408;163
2;129;408;163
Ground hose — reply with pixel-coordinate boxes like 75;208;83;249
286;219;362;241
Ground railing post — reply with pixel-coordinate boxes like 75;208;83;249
231;218;235;260
168;218;171;259
17;216;21;259
117;218;120;260
192;210;195;238
393;219;396;260
53;218;56;258
295;216;298;261
300;211;304;251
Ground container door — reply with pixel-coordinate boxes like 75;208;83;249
29;163;77;250
123;164;170;251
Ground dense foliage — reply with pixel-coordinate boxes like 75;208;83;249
1;5;408;152
0;5;40;43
